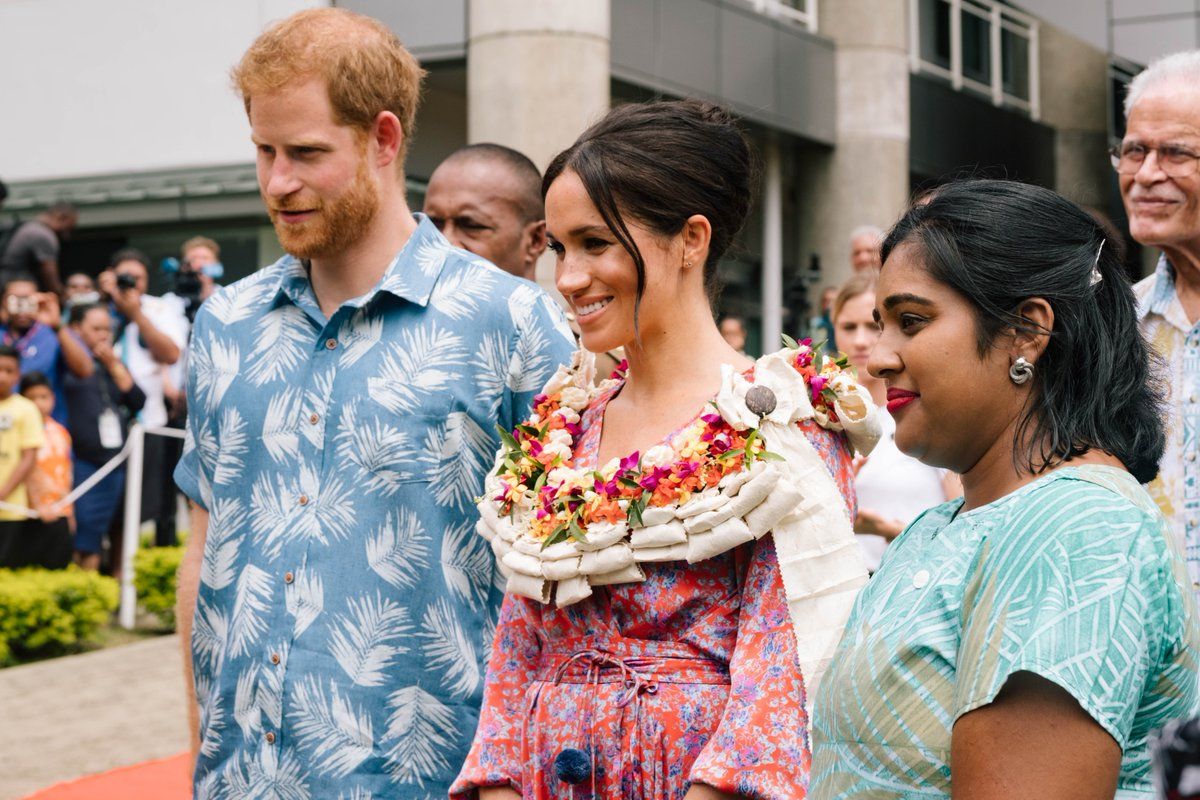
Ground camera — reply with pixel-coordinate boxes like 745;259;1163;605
116;273;138;291
161;256;221;323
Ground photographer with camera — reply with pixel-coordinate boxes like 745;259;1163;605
0;278;96;425
156;236;220;547
162;236;222;324
97;248;187;562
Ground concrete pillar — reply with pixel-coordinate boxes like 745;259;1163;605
1037;22;1109;210
468;0;611;290
762;137;784;351
809;0;910;289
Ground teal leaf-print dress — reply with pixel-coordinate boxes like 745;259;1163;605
811;465;1200;799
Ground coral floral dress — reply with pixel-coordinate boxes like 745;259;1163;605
451;380;857;800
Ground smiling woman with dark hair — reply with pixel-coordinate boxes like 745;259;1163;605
810;179;1200;800
454;99;877;800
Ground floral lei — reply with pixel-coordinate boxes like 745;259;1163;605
490;336;858;550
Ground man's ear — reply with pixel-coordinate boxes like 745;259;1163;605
525;219;548;263
371;111;404;170
1010;297;1054;363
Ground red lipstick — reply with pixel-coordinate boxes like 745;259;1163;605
886;388;918;414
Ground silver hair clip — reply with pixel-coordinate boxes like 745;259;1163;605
1090;239;1105;287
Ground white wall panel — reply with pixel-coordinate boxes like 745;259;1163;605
0;0;324;181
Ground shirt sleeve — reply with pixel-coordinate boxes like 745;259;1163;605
502;291;575;432
952;482;1186;749
18;400;45;451
688;534;812;799
173;309;211;509
30;226;59;264
450;593;543;797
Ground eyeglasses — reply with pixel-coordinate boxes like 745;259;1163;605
1109;142;1200;178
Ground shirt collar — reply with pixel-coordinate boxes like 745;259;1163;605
1140;252;1178;320
269;214;452;311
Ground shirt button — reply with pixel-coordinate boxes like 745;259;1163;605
912;569;931;589
325;338;337;350
284;571;294;584
1188;451;1197;462
270;653;281;665
265;731;276;745
298;494;309;506
309;413;319;425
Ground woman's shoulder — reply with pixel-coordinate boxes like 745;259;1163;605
982;466;1175;568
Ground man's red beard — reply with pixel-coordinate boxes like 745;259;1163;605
266;156;380;260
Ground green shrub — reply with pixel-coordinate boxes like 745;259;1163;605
134;545;184;629
0;567;118;664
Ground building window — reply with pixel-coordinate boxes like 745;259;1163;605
910;0;1040;119
745;0;817;32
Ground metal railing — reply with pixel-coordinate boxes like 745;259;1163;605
908;0;1040;120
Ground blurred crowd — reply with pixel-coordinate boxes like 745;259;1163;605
0;196;219;575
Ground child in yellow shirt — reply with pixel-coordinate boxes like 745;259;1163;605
0;344;46;568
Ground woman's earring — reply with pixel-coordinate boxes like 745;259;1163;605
1009;356;1033;385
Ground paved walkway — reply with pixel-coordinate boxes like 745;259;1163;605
0;635;189;800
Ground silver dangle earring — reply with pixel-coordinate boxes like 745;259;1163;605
1009;356;1033;385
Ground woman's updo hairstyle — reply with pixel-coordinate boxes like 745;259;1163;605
543;99;756;313
880;179;1166;483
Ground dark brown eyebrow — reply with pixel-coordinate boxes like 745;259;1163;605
568;224;612;238
882;293;934;310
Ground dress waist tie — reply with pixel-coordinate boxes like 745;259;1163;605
528;649;730;798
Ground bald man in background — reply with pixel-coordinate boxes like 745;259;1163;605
424;143;547;281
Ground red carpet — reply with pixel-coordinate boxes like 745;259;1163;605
21;752;191;800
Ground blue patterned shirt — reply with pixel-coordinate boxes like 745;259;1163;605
175;216;574;799
1136;254;1200;598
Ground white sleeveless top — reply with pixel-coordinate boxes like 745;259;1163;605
854;411;947;571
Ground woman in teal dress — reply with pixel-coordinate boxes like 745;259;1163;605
811;180;1200;799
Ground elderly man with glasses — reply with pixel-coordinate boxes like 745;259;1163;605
1115;50;1200;597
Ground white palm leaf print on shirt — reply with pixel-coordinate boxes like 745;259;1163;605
284;568;324;638
508;320;554;393
441;519;493;610
473;331;509;416
367;324;467;414
257;641;289;729
506;283;539;330
206;277;273;326
338;310;383;368
233;665;262;738
195;674;225;759
413;237;448;277
329;592;412;687
337;404;426;496
226;745;312;800
419;598;480;699
192;596;228;672
262;389;304;463
200;497;245;591
428;412;492;510
247;304;312;387
366;509;430;590
192;337;240;412
204;407;248;486
382;685;456;787
430;266;496;321
228;564;273;658
290;676;375;778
